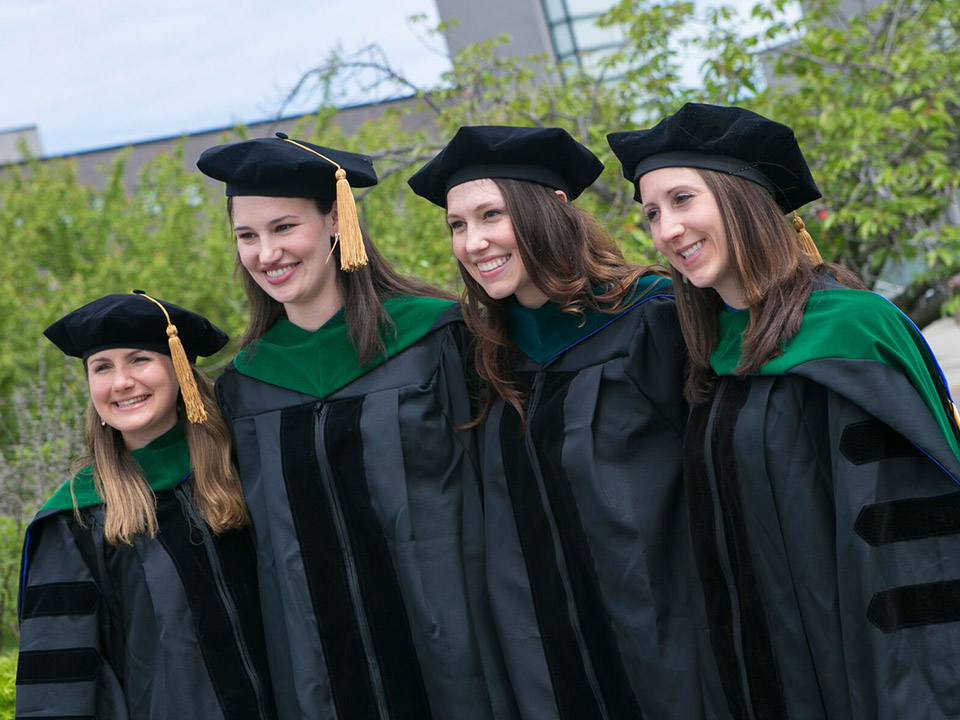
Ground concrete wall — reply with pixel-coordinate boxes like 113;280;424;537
0;126;43;164
436;0;554;60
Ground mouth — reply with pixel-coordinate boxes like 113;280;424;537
476;255;510;277
114;394;150;409
678;240;705;262
263;262;299;283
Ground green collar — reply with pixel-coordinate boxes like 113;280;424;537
234;295;456;398
506;275;673;363
712;287;960;462
42;422;191;512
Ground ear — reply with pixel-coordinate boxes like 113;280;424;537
329;200;340;235
554;189;569;202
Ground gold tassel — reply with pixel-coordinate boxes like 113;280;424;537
792;212;823;264
133;291;208;424
276;134;368;272
334;168;368;271
952;400;960;434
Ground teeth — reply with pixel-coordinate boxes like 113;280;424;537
477;256;509;272
116;395;148;408
680;241;704;259
266;267;291;278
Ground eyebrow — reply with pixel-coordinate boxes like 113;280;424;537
233;214;299;232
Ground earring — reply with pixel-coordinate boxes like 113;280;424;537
100;418;107;428
334;231;341;245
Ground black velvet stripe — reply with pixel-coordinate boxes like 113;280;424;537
710;380;787;720
280;403;379;720
21;581;99;620
501;398;604;720
530;372;642;718
212;528;276;713
868;580;960;633
17;648;101;684
323;398;432;719
684;401;749;720
855;492;960;546
155;493;263;719
839;419;922;465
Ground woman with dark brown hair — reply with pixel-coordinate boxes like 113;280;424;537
17;292;275;719
197;135;511;720
610;102;960;719
409;126;705;720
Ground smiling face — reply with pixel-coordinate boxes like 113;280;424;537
639;166;743;308
87;349;180;450
232;195;343;329
445;179;547;308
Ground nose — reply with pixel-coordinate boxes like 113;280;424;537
258;235;283;265
657;208;684;244
464;225;489;255
112;366;135;392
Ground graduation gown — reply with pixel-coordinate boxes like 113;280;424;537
16;423;276;720
688;286;960;720
479;276;707;719
215;297;513;720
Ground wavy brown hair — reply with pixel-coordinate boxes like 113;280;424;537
459;178;664;423
73;365;249;546
671;170;863;405
228;197;449;366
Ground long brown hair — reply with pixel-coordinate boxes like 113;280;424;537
228;197;448;366
672;170;862;405
74;365;249;546
460;178;663;423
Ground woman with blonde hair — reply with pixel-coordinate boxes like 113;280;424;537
409;126;704;719
16;291;276;719
610;102;960;719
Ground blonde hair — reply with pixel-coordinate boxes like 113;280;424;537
73;365;248;546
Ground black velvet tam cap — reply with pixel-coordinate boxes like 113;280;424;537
607;103;820;213
196;133;378;200
44;292;228;362
407;125;604;207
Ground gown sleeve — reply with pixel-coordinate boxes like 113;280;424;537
16;512;130;719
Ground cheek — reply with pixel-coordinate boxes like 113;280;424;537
450;236;470;266
236;243;258;271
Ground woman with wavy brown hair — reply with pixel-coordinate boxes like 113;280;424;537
409;126;705;720
610;102;960;719
17;291;275;720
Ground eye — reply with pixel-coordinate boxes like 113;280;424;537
236;231;257;243
674;192;693;205
483;209;502;220
448;219;465;233
275;223;295;232
132;355;152;364
644;207;659;222
91;363;111;374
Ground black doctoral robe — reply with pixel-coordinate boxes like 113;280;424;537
479;277;707;719
688;286;960;719
215;298;514;720
16;423;276;720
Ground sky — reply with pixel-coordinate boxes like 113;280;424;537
1;0;449;156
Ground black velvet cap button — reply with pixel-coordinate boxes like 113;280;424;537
44;293;228;361
408;125;604;207
197;134;378;199
607;103;820;212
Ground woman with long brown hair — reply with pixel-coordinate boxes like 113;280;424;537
17;291;275;719
197;135;511;720
408;126;705;719
610;102;960;719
